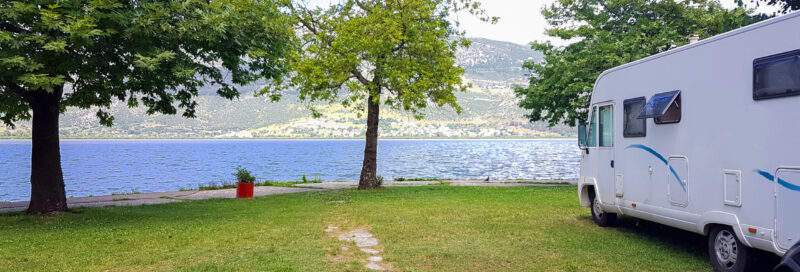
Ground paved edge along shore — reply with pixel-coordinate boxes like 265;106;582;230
0;180;576;213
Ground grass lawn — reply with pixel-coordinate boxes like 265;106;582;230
0;185;712;271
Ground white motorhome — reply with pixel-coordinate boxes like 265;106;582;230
576;12;800;272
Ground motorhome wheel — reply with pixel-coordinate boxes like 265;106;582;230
708;226;753;272
589;191;617;227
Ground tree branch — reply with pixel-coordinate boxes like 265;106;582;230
392;39;406;53
351;69;371;86
292;5;339;49
291;5;322;36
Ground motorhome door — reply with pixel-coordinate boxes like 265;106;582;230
776;168;800;250
596;103;616;202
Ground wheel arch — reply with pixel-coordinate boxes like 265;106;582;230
699;212;751;248
579;182;596;207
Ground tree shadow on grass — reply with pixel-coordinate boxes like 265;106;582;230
580;215;781;270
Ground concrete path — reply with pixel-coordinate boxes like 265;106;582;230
0;180;575;213
0;186;315;213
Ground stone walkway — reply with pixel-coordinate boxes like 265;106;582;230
327;226;394;270
0;180;575;213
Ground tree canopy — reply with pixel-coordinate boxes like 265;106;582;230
288;0;492;118
288;0;493;189
0;0;296;214
1;0;294;127
514;0;759;127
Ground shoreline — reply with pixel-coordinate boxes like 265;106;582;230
0;180;577;212
0;137;577;141
0;179;579;203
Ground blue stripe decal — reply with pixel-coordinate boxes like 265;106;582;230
627;144;668;164
755;169;800;192
626;144;686;191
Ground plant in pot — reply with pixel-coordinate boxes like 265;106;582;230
235;166;256;199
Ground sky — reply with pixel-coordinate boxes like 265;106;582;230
453;0;559;46
308;0;782;46
454;0;781;46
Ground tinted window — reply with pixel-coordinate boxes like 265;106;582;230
624;97;646;137
754;50;800;100
588;106;597;147
655;94;680;124
599;105;613;147
637;90;680;119
578;124;587;147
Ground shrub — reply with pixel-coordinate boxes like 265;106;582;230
234;167;256;184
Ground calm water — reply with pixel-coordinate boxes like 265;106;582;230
0;139;580;202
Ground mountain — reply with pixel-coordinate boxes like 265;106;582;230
457;38;541;89
0;38;574;139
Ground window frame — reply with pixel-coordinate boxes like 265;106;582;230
623;97;647;137
753;49;800;101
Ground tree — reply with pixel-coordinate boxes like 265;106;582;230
287;0;493;189
0;0;295;214
514;0;759;127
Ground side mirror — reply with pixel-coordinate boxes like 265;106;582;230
578;123;588;150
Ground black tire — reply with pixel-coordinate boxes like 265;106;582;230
589;189;617;227
708;226;754;272
774;241;800;272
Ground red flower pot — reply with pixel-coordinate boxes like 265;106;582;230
236;183;254;199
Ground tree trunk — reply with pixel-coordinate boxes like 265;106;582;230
358;92;381;190
27;89;69;214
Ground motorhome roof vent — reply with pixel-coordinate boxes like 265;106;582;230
689;34;700;44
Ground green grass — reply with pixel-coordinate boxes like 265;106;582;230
0;186;711;271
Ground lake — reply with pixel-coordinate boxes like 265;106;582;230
0;139;580;202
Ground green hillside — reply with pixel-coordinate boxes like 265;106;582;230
0;39;575;139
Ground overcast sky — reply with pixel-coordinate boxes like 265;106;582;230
307;0;781;46
454;0;781;46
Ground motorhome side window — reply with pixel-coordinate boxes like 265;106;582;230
636;90;681;124
753;49;800;100
654;94;680;124
623;97;646;137
598;105;613;147
587;106;598;147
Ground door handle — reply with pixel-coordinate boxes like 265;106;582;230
611;160;615;168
